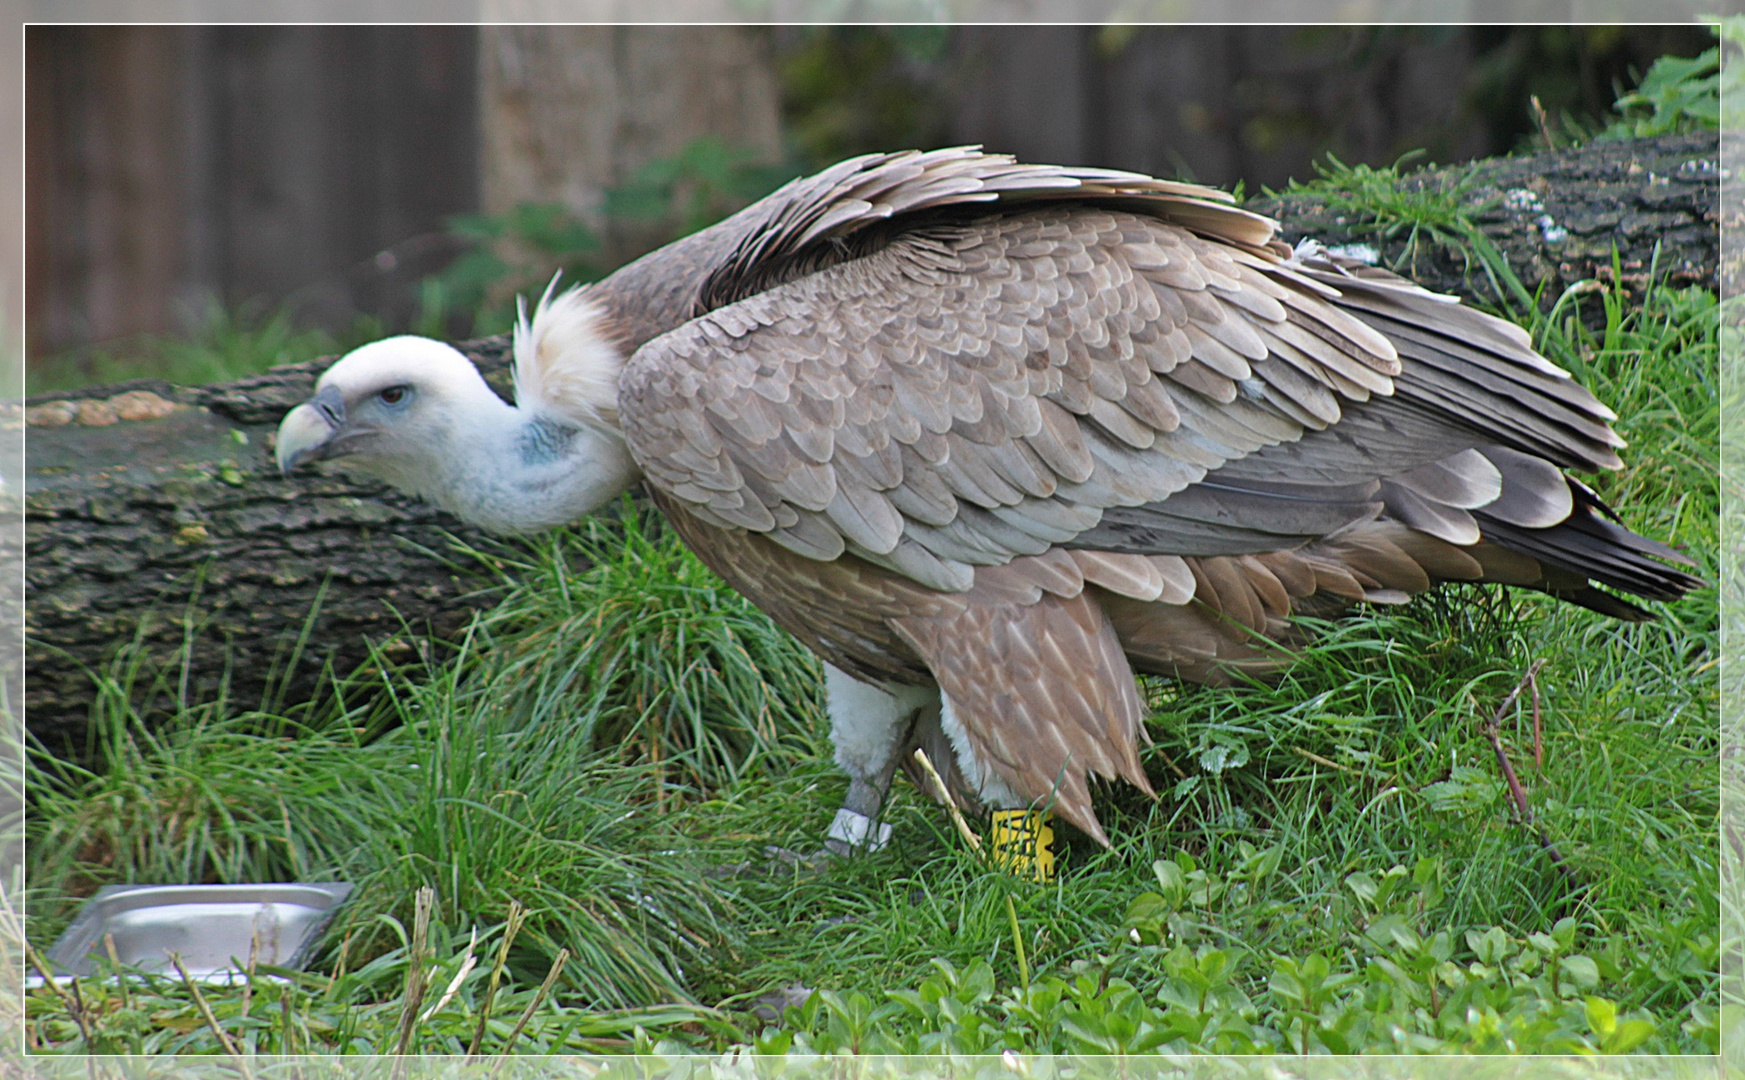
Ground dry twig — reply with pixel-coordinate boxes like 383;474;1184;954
1290;746;1361;776
102;934;130;1012
468;900;527;1058
490;947;570;1073
913;748;983;854
67;978;94;1047
23;941;93;1048
1530;671;1544;770
393;885;437;1066
1530;95;1557;150
1481;661;1579;891
1153;746;1188;781
171;951;251;1076
326;930;353;998
240;934;259;1021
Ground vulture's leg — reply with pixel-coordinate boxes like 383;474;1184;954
823;663;938;855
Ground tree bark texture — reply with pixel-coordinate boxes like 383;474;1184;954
25;132;1718;756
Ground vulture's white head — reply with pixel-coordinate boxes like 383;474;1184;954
276;284;638;535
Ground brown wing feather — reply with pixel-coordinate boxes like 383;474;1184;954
890;565;1154;845
692;147;1275;314
620;206;1429;588
658;486;1151;843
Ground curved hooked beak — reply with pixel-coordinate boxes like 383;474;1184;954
276;384;350;476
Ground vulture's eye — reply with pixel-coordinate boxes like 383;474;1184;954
378;386;412;407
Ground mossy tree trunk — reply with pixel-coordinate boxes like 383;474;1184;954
25;132;1718;756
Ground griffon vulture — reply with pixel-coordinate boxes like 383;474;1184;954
277;148;1701;854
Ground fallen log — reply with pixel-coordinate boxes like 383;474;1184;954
25;132;1718;755
26;339;522;756
1245;130;1717;316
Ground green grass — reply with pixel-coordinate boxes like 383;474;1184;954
469;504;831;803
26;618;758;1021
1279;152;1537;313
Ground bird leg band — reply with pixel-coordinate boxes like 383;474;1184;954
826;808;893;852
990;809;1056;881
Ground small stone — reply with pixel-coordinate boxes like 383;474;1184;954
26;401;78;427
75;400;118;426
108;390;180;421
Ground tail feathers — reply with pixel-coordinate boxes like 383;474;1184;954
1472;482;1703;617
1543;586;1660;623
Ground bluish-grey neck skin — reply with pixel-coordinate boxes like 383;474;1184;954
517;415;582;463
376;386;640;537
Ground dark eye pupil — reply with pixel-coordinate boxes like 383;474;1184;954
380;387;406;404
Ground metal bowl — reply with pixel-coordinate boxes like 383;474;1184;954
46;882;353;978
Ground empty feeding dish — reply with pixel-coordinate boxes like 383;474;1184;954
46;882;353;979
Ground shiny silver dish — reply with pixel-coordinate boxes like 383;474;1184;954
46;882;353;978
